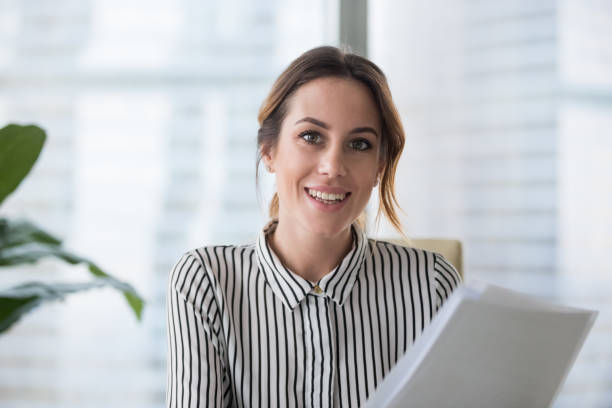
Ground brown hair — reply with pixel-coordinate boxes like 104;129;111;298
256;46;405;234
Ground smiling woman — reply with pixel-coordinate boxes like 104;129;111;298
262;77;383;282
166;46;461;407
257;47;405;235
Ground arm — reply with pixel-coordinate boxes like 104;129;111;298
432;253;462;312
166;252;227;407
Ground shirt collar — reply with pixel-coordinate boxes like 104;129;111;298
256;219;368;310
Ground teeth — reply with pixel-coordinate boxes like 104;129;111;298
308;188;347;202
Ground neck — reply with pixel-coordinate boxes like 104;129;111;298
268;219;353;283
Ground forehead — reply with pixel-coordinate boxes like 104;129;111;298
284;77;381;128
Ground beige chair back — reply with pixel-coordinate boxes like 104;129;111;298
389;238;464;279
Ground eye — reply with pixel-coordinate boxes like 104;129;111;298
349;138;372;151
299;130;322;144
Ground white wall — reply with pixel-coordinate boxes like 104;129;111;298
557;0;612;276
369;0;560;276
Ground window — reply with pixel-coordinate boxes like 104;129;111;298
0;1;338;406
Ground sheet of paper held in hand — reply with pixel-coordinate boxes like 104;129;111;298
364;281;598;408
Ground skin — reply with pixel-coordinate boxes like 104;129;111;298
262;76;383;283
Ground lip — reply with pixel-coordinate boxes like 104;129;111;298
304;187;351;213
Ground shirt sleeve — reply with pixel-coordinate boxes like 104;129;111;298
166;252;227;408
432;253;462;313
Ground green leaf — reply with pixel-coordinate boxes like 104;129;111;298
123;290;144;320
0;242;145;321
0;281;109;334
0;218;62;249
0;124;145;333
0;295;40;334
0;124;46;206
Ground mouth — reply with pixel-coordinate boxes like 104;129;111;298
305;187;351;205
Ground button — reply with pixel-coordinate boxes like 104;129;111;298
313;285;323;294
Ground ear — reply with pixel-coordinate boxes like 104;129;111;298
261;145;276;173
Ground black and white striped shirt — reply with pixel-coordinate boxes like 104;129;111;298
166;221;461;407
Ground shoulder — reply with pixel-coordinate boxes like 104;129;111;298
189;243;256;271
366;237;435;265
169;243;256;295
366;238;461;282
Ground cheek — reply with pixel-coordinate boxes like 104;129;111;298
352;159;380;186
277;143;315;176
274;154;312;194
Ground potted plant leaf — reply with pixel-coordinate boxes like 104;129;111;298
0;123;144;334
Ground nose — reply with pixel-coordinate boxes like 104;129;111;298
318;145;347;178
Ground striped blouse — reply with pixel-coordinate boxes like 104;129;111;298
166;221;461;407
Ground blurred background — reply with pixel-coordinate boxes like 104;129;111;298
0;0;610;407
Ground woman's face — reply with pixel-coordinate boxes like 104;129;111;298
264;76;383;239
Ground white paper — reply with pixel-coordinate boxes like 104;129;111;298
364;281;598;408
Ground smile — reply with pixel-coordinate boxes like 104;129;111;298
306;188;350;205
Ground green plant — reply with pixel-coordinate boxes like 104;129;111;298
0;124;144;334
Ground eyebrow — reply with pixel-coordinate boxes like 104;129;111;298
294;117;379;138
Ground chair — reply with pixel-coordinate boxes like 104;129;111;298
388;238;464;279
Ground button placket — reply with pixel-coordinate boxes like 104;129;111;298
304;295;334;407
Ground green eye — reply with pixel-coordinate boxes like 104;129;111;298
299;131;321;144
350;139;372;151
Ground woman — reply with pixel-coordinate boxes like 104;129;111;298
167;46;461;408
